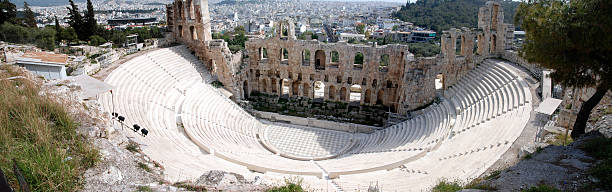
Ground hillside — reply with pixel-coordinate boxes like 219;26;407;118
393;0;520;32
9;0;86;7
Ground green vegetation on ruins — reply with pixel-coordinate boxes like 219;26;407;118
0;65;99;191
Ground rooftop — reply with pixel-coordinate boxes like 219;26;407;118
18;52;68;64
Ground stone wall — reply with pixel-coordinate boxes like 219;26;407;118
251;110;378;133
167;0;516;116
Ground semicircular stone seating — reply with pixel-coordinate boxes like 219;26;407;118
100;46;532;191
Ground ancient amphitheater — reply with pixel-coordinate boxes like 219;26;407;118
100;1;539;191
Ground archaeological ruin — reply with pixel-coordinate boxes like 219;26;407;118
98;0;542;190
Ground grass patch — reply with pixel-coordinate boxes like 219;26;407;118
137;162;151;173
485;170;501;180
547;132;573;146
126;141;140;153
266;178;304;192
0;65;99;191
136;185;153;192
521;184;561;192
432;180;463;192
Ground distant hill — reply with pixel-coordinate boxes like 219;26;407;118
10;0;86;7
393;0;520;32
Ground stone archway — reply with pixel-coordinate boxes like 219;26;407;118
340;87;348;102
364;89;372;104
314;81;325;100
315;50;325;70
376;90;384;105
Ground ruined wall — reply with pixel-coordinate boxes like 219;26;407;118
167;1;513;115
168;0;238;92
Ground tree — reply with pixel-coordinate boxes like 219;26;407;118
88;35;106;46
67;0;84;40
83;0;96;38
356;23;365;34
54;16;60;33
0;0;16;24
35;28;56;50
23;2;36;28
515;0;611;139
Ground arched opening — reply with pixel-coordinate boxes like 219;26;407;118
243;81;249;98
302;49;310;66
315;50;325;70
340;87;348;102
353;52;364;69
330;51;339;68
187;0;194;19
178;25;183;37
260;47;268;59
314;81;325;101
379;54;389;72
281;79;290;96
281;23;289;37
372;79;377;87
364;89;372;104
280;48;289;64
292;81;299;96
331;51;339;63
190;26;197;40
303;82;310;97
435;73;444;90
376;90;384;105
491;34;497;53
456;35;462;55
349;85;362;104
177;1;183;19
328;85;336;100
386;80;393;88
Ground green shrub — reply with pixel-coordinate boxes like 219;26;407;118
136;186;153;192
521;184;561;192
126;142;140;153
266;183;304;192
432;180;462;192
137;162;151;172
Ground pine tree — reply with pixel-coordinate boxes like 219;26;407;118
23;2;36;28
84;0;97;39
54;16;60;33
67;0;84;40
0;0;16;24
516;0;611;139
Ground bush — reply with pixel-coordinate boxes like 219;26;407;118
266;183;304;192
137;162;151;172
126;141;140;153
521;184;561;192
432;180;462;192
88;35;107;46
0;65;99;191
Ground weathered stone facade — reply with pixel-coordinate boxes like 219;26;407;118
167;0;514;115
